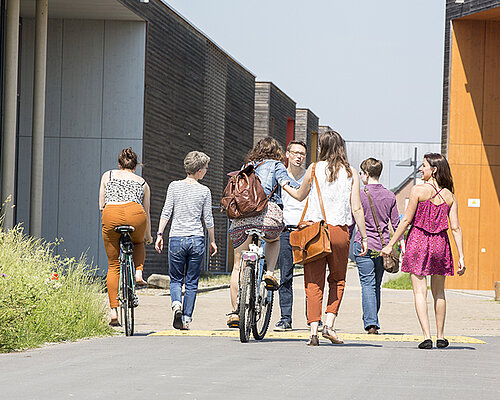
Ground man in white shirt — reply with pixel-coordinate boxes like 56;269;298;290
274;141;308;331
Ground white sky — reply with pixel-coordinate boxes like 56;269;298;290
164;0;445;143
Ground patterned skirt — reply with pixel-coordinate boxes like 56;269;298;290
401;226;454;276
229;202;284;248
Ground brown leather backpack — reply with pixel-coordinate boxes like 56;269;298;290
220;162;273;219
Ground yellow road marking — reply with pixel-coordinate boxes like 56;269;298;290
148;330;485;344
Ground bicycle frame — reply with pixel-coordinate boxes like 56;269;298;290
117;230;136;336
237;230;274;342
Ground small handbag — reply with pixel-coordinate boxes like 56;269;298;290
289;164;332;265
364;188;400;273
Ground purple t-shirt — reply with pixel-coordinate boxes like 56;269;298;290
354;184;400;252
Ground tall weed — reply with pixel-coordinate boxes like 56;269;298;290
0;227;112;352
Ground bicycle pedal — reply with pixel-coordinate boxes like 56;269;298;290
265;283;278;291
130;294;139;308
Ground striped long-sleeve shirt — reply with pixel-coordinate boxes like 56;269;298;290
160;180;214;238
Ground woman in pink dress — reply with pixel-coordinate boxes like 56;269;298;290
381;153;465;349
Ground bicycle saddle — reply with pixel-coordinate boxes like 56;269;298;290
114;225;135;233
245;228;264;238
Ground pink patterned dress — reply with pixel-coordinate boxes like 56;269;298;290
401;184;454;276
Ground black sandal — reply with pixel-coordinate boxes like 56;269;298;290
418;339;433;349
436;338;449;348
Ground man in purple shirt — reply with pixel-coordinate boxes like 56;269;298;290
353;158;402;334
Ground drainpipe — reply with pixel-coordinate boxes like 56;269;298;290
29;0;48;237
1;0;20;229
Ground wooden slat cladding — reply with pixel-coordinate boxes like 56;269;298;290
444;1;500;289
120;0;255;275
253;82;296;150
295;109;319;165
441;0;500;155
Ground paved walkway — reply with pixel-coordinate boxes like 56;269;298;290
134;267;500;340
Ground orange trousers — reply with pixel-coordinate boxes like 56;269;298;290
102;202;147;308
304;225;349;324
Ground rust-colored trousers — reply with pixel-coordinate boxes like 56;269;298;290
102;202;147;308
304;225;350;324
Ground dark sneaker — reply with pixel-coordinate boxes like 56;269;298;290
172;304;183;330
274;320;292;332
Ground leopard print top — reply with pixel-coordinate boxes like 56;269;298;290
104;171;145;205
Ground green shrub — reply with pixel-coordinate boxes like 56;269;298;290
383;273;412;290
0;227;113;353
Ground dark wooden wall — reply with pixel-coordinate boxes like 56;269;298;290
253;82;296;151
120;0;255;275
442;0;500;155
295;109;319;166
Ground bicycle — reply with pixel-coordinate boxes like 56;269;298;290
237;228;275;343
114;225;139;336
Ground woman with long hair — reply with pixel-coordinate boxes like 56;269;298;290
99;148;153;326
227;137;290;328
381;153;465;349
282;130;368;345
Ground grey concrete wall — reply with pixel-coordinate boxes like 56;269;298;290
17;18;146;275
345;141;441;190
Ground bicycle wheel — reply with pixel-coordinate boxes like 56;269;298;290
252;276;274;340
238;262;255;343
120;256;134;336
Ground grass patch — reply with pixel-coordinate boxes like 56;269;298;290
0;226;113;353
383;273;412;290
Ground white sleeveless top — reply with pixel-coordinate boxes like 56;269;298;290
304;161;353;226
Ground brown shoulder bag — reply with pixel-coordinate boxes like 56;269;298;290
364;188;400;273
289;164;332;265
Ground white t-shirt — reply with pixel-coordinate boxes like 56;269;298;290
282;172;306;226
305;161;353;226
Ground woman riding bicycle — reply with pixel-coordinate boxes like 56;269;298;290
227;137;291;327
99;148;152;327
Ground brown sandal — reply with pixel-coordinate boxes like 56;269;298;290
322;326;344;344
307;335;319;346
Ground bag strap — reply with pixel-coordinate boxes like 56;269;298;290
364;187;386;246
297;163;327;224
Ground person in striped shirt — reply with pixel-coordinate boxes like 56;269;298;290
155;151;217;330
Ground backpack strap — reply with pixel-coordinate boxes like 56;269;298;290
364;187;385;246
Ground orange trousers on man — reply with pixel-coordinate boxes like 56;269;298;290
304;225;350;324
102;202;147;308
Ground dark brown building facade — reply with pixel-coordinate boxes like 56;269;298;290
121;0;256;275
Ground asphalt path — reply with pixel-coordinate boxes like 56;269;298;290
1;334;499;399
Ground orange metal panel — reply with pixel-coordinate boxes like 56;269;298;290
478;166;500;290
449;21;485;146
446;164;480;289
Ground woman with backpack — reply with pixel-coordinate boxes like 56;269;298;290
226;137;291;328
282;130;368;346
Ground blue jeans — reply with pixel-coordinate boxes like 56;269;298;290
353;241;384;330
277;230;294;324
168;236;205;322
